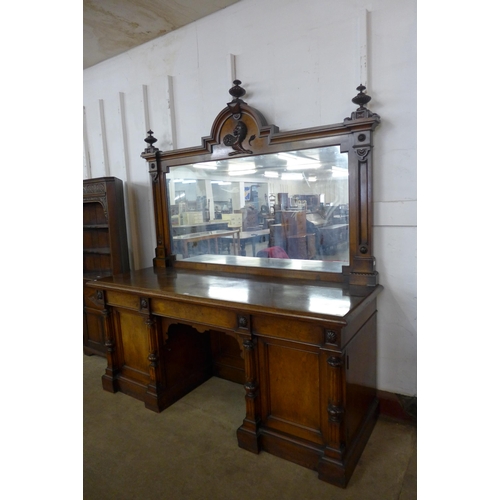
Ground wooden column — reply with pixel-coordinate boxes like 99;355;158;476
236;314;261;454
317;352;347;487
99;290;119;394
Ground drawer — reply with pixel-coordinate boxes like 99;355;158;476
252;315;324;345
106;290;140;310
151;298;237;331
83;284;104;310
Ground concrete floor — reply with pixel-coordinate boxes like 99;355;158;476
83;354;417;499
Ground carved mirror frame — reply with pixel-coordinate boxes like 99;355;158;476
141;81;380;287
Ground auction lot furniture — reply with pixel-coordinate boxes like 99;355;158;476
86;81;381;488
83;177;129;356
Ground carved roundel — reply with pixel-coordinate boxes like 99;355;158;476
140;297;150;312
237;314;250;330
325;329;338;344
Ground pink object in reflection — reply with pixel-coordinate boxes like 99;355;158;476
256;246;289;259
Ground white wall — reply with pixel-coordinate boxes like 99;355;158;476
83;0;417;397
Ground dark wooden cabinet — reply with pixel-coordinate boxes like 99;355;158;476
87;267;381;487
87;81;381;488
83;177;129;356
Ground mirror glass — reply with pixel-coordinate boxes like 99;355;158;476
166;145;349;267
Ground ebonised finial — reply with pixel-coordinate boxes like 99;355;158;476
143;130;158;154
351;84;372;109
227;80;247;119
344;85;380;123
228;80;246;101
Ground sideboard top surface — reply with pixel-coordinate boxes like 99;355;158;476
86;265;382;323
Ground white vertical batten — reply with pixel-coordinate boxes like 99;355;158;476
142;83;157;267
98;99;110;176
228;53;236;83
142;84;151;132
118;92;130;182
83;106;92;178
166;76;178;150
119;91;137;271
358;9;368;89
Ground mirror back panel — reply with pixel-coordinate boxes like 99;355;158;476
142;81;380;286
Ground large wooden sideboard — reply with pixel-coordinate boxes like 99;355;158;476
87;264;381;488
86;80;382;487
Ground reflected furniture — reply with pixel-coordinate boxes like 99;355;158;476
173;228;240;257
86;81;381;488
221;228;270;257
319;223;349;255
171;220;229;236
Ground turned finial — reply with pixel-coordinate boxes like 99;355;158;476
227;80;247;119
228;80;246;101
143;130;158;153
351;84;372;109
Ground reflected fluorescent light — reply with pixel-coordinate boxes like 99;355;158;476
281;172;303;180
228;169;257;176
264;171;279;178
228;162;256;172
285;164;320;170
193;162;218;170
277;152;300;161
211;181;232;185
307;176;317;182
174;193;185;201
278;152;319;170
172;179;197;183
277;152;315;163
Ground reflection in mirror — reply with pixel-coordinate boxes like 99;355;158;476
166;145;349;265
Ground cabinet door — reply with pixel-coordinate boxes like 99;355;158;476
83;282;106;356
258;337;323;446
113;309;153;392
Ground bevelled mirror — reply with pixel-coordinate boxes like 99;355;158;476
142;81;380;286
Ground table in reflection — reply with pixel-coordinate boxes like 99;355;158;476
220;229;270;257
173;229;240;258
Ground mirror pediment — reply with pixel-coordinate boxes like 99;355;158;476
142;81;380;286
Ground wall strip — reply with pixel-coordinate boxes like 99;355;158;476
98;99;110;176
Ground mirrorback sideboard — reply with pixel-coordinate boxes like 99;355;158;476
86;81;382;488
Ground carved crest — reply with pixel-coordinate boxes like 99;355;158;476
223;120;254;155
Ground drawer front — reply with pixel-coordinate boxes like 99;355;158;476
252;315;325;345
151;298;237;331
106;291;140;310
83;284;104;310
